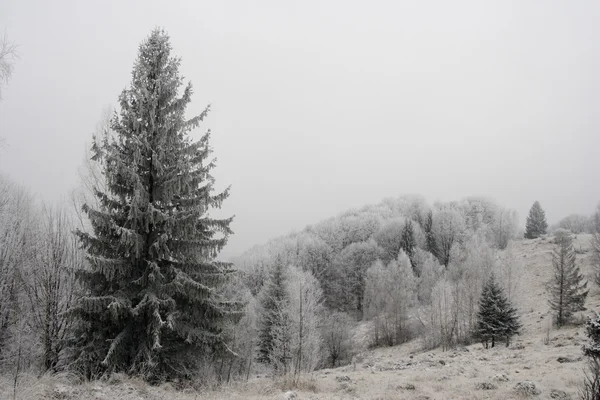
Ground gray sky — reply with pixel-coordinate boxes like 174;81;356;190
1;0;600;260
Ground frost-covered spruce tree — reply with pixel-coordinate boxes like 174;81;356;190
475;275;520;348
71;29;238;382
525;201;548;239
548;229;588;327
256;260;288;365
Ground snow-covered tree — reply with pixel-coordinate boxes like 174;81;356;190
71;29;238;381
331;240;383;315
525;201;548;239
373;218;405;264
0;33;17;101
321;311;354;368
364;252;416;347
432;207;465;267
400;220;417;274
22;205;82;371
547;229;588;327
256;263;323;377
423;210;439;259
414;249;443;305
286;266;323;376
591;204;600;287
474;275;520;348
581;313;600;400
256;260;288;366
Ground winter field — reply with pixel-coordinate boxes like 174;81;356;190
1;234;594;400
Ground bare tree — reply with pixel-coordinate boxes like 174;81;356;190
364;252;416;347
432;206;465;267
21;205;81;371
591;204;600;286
321;311;354;368
0;33;18;101
423;278;458;351
0;176;36;367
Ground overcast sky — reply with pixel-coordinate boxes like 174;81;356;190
1;0;600;259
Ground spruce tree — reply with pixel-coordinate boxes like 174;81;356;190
424;210;438;259
71;29;239;381
475;275;521;348
525;201;548;239
256;260;289;365
400;220;417;275
547;229;588;327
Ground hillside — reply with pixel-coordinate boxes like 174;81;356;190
3;234;596;400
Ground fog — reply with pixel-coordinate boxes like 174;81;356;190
1;0;600;260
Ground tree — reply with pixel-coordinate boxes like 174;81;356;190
0;176;36;367
547;229;588;327
256;261;288;366
71;29;238;382
22;205;81;371
581;313;600;400
321;311;354;368
0;33;18;101
525;201;548;239
400;220;417;274
414;249;442;305
364;252;416;347
373;218;405;264
474;275;521;348
556;213;590;234
286;266;323;377
423;210;438;259
331;240;383;316
590;204;600;287
432;207;465;268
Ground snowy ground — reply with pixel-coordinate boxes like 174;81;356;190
1;235;596;400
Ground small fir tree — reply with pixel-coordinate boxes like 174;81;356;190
475;275;521;348
525;201;548;239
71;29;239;382
547;229;588;327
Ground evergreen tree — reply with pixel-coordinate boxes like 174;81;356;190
71;29;239;382
547;229;588;327
525;201;548;239
400;220;417;275
582;313;600;400
424;210;438;259
256;260;289;365
474;275;521;348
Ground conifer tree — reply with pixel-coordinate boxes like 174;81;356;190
71;29;238;381
548;229;588;327
475;275;521;348
256;261;289;365
582;313;600;400
525;201;548;239
400;220;417;275
424;210;438;259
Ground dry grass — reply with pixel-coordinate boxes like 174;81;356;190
1;235;596;400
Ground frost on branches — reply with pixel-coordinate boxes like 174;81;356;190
70;29;239;382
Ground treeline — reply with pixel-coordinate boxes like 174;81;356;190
233;195;525;369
